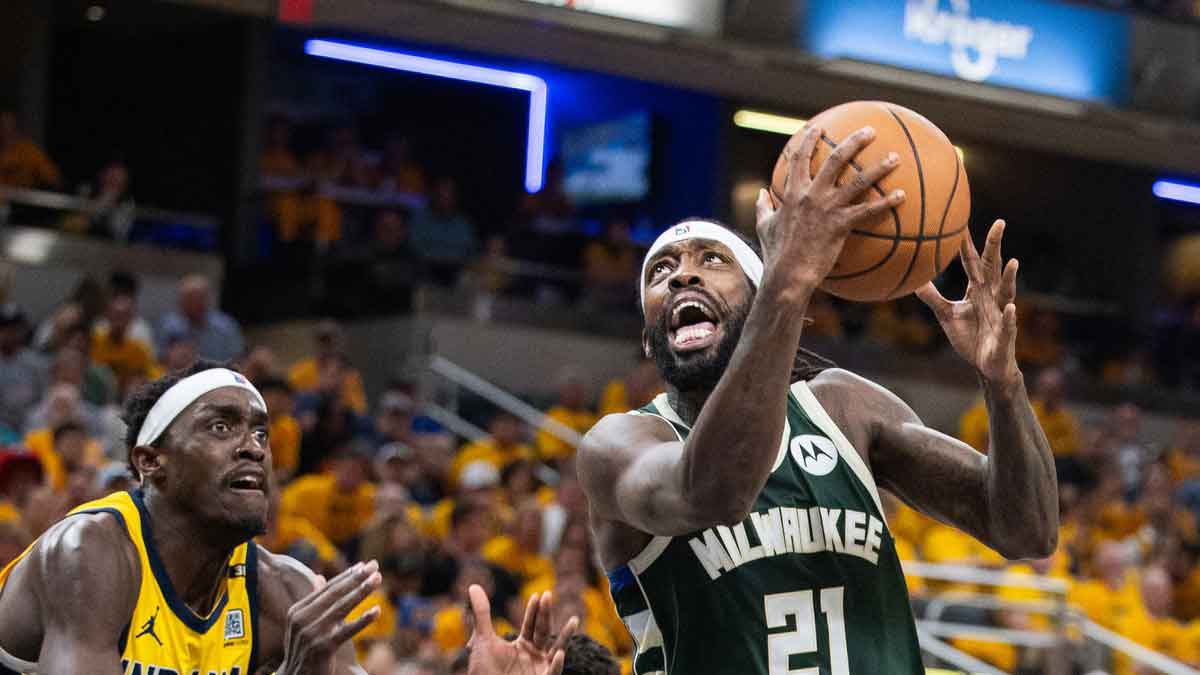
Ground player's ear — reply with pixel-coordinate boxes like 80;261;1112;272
640;329;651;360
130;443;165;481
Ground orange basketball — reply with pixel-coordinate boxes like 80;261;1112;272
770;101;970;302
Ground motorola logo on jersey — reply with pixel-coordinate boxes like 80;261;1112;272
790;435;838;476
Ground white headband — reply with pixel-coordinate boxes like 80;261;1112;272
135;368;268;447
639;220;764;309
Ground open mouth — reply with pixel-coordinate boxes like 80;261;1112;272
228;472;266;494
668;297;721;352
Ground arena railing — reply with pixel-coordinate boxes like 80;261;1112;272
426;354;582;448
0;184;219;249
904;561;1200;674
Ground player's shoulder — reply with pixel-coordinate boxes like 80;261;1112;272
807;367;898;406
33;510;139;578
254;544;319;609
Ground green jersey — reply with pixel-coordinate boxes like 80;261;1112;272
607;382;923;674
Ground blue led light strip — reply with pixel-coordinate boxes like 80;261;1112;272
304;39;548;193
1153;179;1200;206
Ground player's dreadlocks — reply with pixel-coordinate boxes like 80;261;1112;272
562;633;621;675
121;358;228;477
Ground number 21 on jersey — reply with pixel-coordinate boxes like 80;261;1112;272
764;586;848;675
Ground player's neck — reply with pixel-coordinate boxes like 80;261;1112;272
666;388;709;428
142;490;242;616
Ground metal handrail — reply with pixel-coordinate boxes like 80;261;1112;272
427;355;583;447
1081;620;1200;675
0;185;218;231
423;403;489;442
917;630;1007;675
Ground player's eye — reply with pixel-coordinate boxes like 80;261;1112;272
650;260;674;280
252;428;269;444
703;252;725;264
211;420;231;434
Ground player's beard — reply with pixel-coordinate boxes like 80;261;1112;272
646;298;750;394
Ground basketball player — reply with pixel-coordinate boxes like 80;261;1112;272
577;125;1058;673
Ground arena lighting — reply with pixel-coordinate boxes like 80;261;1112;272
734;109;966;163
733;109;807;136
304;39;548;193
1153;179;1200;205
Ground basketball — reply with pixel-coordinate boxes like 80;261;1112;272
769;101;971;302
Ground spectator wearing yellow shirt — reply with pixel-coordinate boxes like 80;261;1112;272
483;499;553;583
582;220;638;311
537;370;597;461
598;358;660;418
257;377;300;481
0;450;43;529
431;559;514;653
958;367;1080;457
1114;566;1188;675
279;444;375;552
0;111;61;190
23;420;103;493
91;294;160;387
288;320;367;416
450;412;534;488
1030;367;1081;457
258;488;343;577
1069;540;1144;632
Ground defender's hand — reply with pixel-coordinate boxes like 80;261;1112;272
277;561;382;675
467;586;579;675
916;220;1022;391
756;125;905;295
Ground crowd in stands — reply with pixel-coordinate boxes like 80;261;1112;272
0;110;136;240
0;261;1197;673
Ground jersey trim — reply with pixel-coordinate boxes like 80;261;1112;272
789;381;887;521
131;489;230;633
631;570;668;675
0;643;35;673
629;536;671;575
246;542;261;674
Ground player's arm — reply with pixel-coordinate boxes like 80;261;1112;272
579;125;904;536
846;222;1055;559
33;514;139;675
257;548;380;675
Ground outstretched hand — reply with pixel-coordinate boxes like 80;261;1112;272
467;585;579;675
916;219;1021;390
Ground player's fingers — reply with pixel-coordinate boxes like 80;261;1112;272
914;282;952;318
549;615;580;655
548;649;566;675
518;592;539;643
959;231;985;285
998;258;1019;308
783;125;822;200
812;126;875;193
835;152;899;205
1001;303;1018;348
532;592;554;649
843;189;904;225
314;568;381;630
302;560;377;618
981;220;1005;283
755;188;775;226
326;606;380;647
468;584;496;639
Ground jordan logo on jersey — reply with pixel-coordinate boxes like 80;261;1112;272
791;434;838;476
134;607;163;646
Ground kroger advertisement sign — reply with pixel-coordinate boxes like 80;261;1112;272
800;0;1131;104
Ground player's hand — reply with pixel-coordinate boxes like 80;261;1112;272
756;124;905;296
916;220;1022;391
276;561;382;675
467;585;579;675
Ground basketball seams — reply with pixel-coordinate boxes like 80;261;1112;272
884;108;926;298
934;147;964;276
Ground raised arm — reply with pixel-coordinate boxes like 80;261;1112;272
34;514;139;675
578;125;904;536
842;221;1057;559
